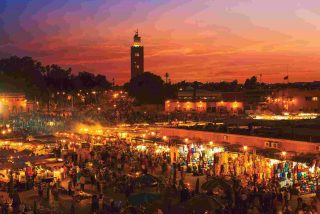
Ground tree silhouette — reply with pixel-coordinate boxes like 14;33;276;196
0;56;46;98
244;76;258;89
0;56;112;101
125;72;165;104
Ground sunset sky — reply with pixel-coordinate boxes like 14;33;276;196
1;0;320;84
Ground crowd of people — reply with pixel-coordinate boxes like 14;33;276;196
50;136;320;213
0;128;320;213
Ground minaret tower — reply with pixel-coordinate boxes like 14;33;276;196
130;30;144;79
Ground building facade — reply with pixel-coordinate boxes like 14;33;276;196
165;88;244;115
0;92;35;119
265;88;320;113
165;100;244;115
130;31;144;79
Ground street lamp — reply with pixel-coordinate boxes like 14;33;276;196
243;145;248;152
184;138;189;143
113;93;119;99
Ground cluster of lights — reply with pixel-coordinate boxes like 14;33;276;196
78;128;104;135
0;124;12;135
166;100;240;111
251;112;319;120
267;96;295;103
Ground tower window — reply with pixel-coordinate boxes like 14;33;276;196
135;53;139;57
136;65;139;69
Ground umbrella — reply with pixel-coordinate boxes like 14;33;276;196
292;153;318;165
225;144;242;152
201;177;232;192
128;192;161;205
136;174;159;186
201;177;234;206
20;149;34;155
183;194;223;213
256;148;281;158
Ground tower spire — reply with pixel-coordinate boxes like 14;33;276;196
133;29;141;47
131;30;144;79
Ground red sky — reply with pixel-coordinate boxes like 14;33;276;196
1;0;320;84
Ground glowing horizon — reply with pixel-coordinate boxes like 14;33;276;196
1;0;320;84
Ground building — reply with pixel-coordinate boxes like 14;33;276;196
0;92;35;119
130;30;144;79
265;88;320;113
177;86;221;101
165;100;207;113
165;88;244;115
244;89;270;111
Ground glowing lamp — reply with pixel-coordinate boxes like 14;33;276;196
232;101;238;108
243;145;248;151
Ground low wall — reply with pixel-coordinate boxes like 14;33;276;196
159;127;319;154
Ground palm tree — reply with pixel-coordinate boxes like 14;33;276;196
165;72;169;84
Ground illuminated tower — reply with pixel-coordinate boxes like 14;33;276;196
131;30;144;79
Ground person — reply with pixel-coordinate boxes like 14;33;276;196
80;175;85;192
72;173;77;188
125;185;131;199
180;187;189;202
33;200;37;214
96;180;100;194
157;208;163;214
2;201;9;214
37;183;43;198
90;174;95;187
68;181;72;195
195;178;200;194
161;162;167;175
295;197;303;212
91;195;99;214
240;190;248;212
312;190;320;212
0;195;4;214
178;179;184;191
110;199;116;212
12;192;21;214
283;203;293;214
70;202;75;214
19;204;25;213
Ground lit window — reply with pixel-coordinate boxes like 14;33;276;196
135;52;140;57
312;97;318;101
136;65;139;69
